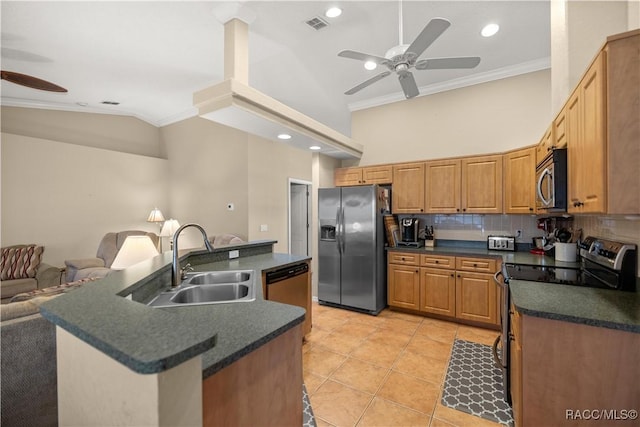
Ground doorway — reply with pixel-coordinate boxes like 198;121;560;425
288;179;311;256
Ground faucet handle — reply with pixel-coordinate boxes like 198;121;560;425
180;263;194;280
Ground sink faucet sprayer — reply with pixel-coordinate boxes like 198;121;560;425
172;223;214;287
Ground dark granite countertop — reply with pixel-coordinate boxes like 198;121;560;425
509;280;640;333
40;241;309;376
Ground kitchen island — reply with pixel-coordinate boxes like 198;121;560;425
40;240;310;426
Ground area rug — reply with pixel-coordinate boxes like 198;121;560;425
302;384;317;427
441;339;514;426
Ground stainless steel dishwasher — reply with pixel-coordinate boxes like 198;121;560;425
265;262;311;336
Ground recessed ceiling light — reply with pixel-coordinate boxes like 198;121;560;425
364;61;377;71
277;133;292;140
325;7;342;18
309;146;322;151
481;23;500;37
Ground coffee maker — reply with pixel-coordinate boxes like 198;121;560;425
399;218;423;247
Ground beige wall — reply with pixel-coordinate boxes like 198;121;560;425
0;133;168;266
1;106;164;158
351;70;551;166
247;135;312;254
160;117;249;248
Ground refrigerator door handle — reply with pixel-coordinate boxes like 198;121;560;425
340;207;346;254
335;207;342;255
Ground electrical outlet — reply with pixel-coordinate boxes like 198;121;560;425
260;224;268;232
229;250;239;259
516;229;523;239
227;203;234;211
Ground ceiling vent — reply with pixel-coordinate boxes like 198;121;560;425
305;16;328;31
101;100;120;105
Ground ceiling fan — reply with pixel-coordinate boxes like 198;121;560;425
338;1;480;99
1;70;67;92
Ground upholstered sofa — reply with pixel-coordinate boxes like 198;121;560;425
209;233;244;247
0;279;97;426
0;244;64;300
64;230;159;282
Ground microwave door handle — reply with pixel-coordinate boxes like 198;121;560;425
537;168;552;206
548;171;554;206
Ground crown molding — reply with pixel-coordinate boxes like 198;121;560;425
347;57;551;112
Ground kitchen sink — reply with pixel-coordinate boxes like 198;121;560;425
147;270;256;308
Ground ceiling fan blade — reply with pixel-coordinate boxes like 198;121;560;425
406;18;451;59
1;70;67;92
398;71;419;99
416;56;481;70
345;71;391;95
338;50;389;65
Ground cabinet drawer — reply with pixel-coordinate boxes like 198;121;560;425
456;257;497;273
388;252;419;266
420;254;455;269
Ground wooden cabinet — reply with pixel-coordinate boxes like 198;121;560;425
567;52;607;213
503;147;536;214
425;159;461;213
334;167;363;186
455;271;497;325
461;155;503;214
567;31;640;214
388;264;420;310
388;252;499;327
335;165;393;186
392;162;425;214
553;105;567;149
535;126;554;164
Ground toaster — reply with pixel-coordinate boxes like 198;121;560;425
487;235;516;251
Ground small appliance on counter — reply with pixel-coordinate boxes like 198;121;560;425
487;235;516;252
398;218;423;248
424;225;435;247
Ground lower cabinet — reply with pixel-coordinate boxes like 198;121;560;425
510;303;523;427
388;252;500;327
388;264;420;310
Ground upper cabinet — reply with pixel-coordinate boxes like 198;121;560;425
334;165;392;187
504;147;536;214
461;155;503;214
425;159;461;213
535;125;554;165
392;162;425;214
567;31;640;214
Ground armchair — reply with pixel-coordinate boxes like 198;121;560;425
64;231;159;282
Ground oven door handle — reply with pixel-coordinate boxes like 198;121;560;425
492;335;506;369
494;270;507;288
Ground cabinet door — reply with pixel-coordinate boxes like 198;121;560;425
578;52;607;213
392;163;425;214
566;88;582;212
535;126;554;164
510;305;522;427
420;267;456;317
554;105;567;149
388;264;420;310
334;167;363;187
503;147;536;214
455;271;497;324
461;155;503;214
362;165;392;184
425;159;461;213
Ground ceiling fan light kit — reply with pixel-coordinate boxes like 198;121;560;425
338;1;480;100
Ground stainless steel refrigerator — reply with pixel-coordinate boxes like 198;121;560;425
318;185;389;315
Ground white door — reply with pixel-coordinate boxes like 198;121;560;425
289;180;311;256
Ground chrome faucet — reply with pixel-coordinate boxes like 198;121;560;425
172;223;214;287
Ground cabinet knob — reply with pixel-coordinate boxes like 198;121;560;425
435;260;439;264
415;270;419;274
420;209;424;212
463;208;467;212
456;208;460;212
450;273;454;278
457;274;461;278
529;207;534;211
473;263;478;267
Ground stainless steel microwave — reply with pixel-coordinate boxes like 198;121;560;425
536;148;568;212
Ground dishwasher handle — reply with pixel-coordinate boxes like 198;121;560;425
265;263;309;285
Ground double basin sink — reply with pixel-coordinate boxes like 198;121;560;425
148;270;256;308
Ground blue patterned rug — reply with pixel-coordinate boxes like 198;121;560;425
441;339;513;426
302;384;316;427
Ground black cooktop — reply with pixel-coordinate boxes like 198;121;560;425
505;264;582;286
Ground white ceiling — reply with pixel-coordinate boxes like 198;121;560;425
1;1;550;139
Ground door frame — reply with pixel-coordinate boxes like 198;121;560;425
288;178;312;256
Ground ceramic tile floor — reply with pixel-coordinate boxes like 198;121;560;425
303;302;505;427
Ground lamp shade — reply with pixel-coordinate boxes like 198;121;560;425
147;207;165;223
111;236;160;270
160;219;181;237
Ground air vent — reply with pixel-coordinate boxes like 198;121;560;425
101;100;120;105
305;16;328;31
